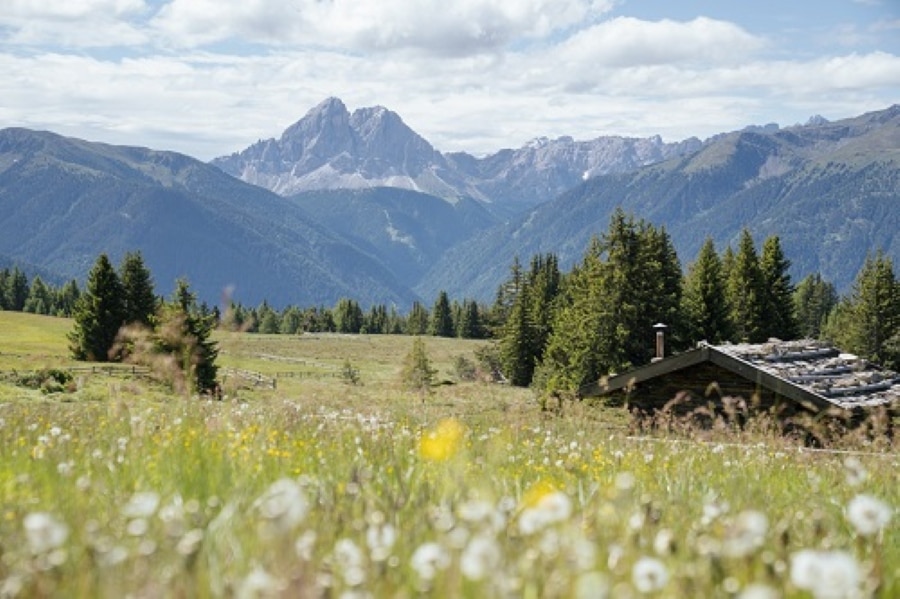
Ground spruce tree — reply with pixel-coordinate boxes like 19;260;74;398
68;254;126;362
823;252;899;368
23;276;52;315
405;301;429;335
456;299;482;339
401;337;437;397
726;229;767;343
430;291;454;337
499;292;534;386
6;267;29;311
682;237;733;345
334;298;363;333
120;251;157;327
55;280;81;317
793;273;837;339
759;236;798;340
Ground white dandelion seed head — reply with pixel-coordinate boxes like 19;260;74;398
790;549;861;599
126;517;150;537
722;510;768;558
575;571;610;599
24;512;69;555
122;491;161;519
653;529;676;556
410;542;450;581
842;457;867;487
237;565;285;599
295;530;317;561
518;491;573;535
460;535;501;581
632;556;669;594
366;522;397;562
846;494;892;537
253;478;309;535
333;538;367;586
176;529;204;556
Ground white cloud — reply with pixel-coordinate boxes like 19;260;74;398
151;0;614;55
1;0;149;47
557;17;764;68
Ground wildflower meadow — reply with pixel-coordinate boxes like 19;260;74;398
0;314;896;597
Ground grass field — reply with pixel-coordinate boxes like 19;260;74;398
0;311;896;597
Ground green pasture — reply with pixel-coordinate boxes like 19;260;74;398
0;311;896;597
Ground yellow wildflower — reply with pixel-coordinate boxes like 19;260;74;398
419;419;465;461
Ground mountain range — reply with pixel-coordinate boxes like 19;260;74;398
1;101;898;309
212;97;703;216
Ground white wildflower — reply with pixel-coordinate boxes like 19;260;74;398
366;523;397;562
790;549;861;599
176;529;204;556
122;491;160;519
24;512;69;555
410;542;450;581
632;556;669;594
518;491;572;535
846;494;892;537
460;535;501;581
334;538;366;587
126;517;149;537
574;571;609;599
253;478;309;537
842;457;867;487
653;529;676;556
237;565;285;599
722;510;768;558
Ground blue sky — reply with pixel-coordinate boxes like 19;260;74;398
1;0;897;160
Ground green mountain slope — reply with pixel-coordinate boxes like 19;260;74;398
0;128;417;308
288;188;499;289
417;105;900;300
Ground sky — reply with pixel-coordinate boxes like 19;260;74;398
1;0;898;160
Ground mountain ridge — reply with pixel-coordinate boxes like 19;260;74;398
212;97;704;213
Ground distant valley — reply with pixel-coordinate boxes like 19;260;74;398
1;101;898;308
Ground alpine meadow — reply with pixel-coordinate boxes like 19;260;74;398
0;68;900;599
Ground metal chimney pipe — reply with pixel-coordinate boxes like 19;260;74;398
653;323;667;361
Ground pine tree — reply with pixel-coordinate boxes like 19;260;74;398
334;298;363;333
405;301;430;335
430;291;454;337
68;254;126;362
759;236;798;340
793;273;837;339
456;299;482;339
726;229;767;343
23;276;53;315
499;292;533;386
120;251;157;327
55;280;81;317
682;237;733;344
400;337;437;397
537;211;683;395
823;252;899;368
6;267;29;311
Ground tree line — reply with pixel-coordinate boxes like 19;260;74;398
0;267;81;316
4;215;897;396
496;209;900;395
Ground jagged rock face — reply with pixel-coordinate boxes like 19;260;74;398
213;98;455;198
212;97;702;211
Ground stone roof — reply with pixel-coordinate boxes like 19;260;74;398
712;340;900;409
585;339;899;413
